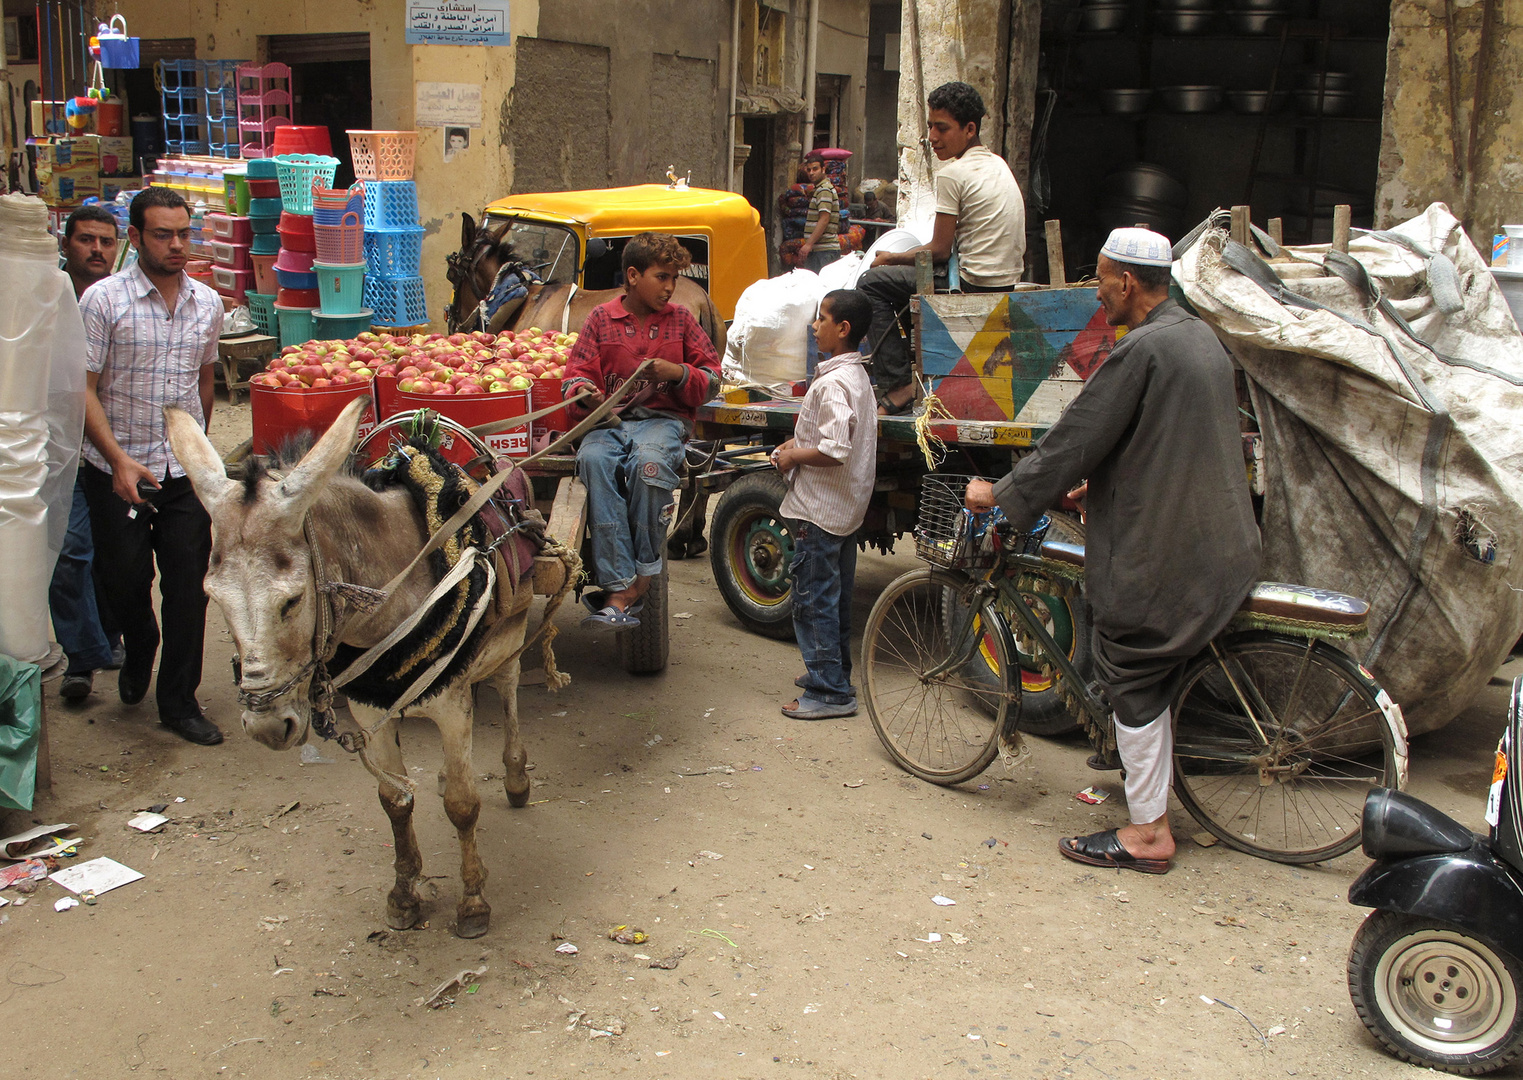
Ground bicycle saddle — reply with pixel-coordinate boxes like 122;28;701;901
1236;582;1370;637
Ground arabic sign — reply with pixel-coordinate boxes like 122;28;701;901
416;82;484;127
406;1;511;46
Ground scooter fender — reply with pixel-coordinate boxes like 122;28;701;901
1349;845;1523;952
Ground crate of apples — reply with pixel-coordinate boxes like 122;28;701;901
249;327;577;395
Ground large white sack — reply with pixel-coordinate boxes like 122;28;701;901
722;269;826;393
817;252;867;292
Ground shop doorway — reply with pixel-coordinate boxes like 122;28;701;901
268;34;371;187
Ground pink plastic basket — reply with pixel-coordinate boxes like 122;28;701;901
313;213;365;264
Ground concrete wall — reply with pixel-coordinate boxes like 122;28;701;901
1376;0;1523;246
533;0;730;189
816;0;871;193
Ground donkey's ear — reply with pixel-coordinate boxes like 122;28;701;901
461;212;477;251
165;406;235;513
277;397;365;518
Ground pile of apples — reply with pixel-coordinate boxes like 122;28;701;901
249;328;578;396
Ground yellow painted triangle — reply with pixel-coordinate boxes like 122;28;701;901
961;298;1016;417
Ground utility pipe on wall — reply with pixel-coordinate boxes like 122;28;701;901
801;0;820;150
727;0;742;192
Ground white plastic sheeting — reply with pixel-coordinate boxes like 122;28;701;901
1178;203;1523;735
722;269;826;394
0;194;88;664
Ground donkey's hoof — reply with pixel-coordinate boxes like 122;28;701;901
387;905;422;931
456;909;491;939
506;778;531;808
686;537;708;558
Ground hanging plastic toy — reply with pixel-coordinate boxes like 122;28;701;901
65;97;97;131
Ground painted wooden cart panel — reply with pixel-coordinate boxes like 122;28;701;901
697;284;1117;447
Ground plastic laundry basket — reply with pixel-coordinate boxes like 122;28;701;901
273;154;339;214
314;261;367;314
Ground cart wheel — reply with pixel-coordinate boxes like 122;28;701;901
617;559;669;674
1349;910;1523;1074
710;471;795;640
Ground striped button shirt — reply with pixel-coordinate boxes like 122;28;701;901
779;351;877;536
81;261;223;478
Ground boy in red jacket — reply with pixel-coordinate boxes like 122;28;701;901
562;233;721;627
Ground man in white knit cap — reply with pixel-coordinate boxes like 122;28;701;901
965;227;1261;873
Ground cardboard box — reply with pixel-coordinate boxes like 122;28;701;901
100;176;143;202
93;136;135;177
35;137;101;170
37;169;102;207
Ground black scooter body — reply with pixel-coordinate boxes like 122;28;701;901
1348;792;1523;951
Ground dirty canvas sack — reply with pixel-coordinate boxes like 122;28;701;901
1177;203;1523;735
722;269;826;394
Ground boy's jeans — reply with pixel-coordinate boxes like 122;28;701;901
49;477;117;675
787;518;858;706
578;417;686;593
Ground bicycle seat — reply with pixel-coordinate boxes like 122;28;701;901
1038;538;1086;570
1233;582;1370;639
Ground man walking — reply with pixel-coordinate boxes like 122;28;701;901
80;188;224;745
965;228;1261;874
52;205;124;701
798;150;841;273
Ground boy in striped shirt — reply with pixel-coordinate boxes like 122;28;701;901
772;290;878;719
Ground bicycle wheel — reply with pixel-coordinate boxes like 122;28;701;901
862;568;1016;785
1172;631;1397;864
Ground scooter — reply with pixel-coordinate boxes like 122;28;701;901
1346;677;1523;1074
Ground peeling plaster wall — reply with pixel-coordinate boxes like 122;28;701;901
1377;0;1523;245
101;0;542;330
894;0;1010;221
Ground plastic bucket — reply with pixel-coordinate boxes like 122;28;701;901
273;303;316;349
250;233;282;255
314;261;367;314
271;125;333;157
312;308;375;341
251;252;280;293
251;380;374;455
273;248;315;273
274;266;318;291
278;211;316;252
392;387;529;461
276;286;320;308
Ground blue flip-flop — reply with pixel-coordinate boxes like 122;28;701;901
581;605;641;630
782;695;858;720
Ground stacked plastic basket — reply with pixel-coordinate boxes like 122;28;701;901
271;153;338;348
311;182;373;340
236;158;284;335
350;131;427;328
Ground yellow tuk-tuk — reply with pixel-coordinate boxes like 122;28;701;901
476;183;767;320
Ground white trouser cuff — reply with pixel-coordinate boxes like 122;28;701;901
1114;707;1173;824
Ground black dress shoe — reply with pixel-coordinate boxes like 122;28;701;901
119;665;150;705
105;642;126;670
161;711;223;746
60;673;93;702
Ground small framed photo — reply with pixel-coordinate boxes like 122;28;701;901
4;18;21;64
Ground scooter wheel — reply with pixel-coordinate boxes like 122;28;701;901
1348;910;1523;1075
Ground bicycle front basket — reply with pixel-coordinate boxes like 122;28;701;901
914;474;1001;570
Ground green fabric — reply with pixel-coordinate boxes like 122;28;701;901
0;655;42;811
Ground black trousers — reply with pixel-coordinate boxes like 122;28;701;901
81;463;212;720
857;265;1011;393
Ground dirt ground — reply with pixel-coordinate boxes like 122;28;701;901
2;397;1517;1079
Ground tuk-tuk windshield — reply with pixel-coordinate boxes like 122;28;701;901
485;215;580;285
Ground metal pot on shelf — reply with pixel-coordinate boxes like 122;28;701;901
1226;9;1284;32
1158;85;1225;113
1155;8;1216;32
1098;163;1189;207
1300;71;1354;91
1295;88;1355;116
1227;88;1289;113
1098;88;1153;115
1080;3;1130;32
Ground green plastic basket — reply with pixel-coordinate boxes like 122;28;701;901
246;291;276;336
273;154;339;215
274;303;316;348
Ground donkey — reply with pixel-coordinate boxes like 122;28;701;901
166;399;539;939
446;212;722;559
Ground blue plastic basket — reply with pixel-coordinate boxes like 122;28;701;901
362;180;418;230
364;226;425;279
363;275;428;327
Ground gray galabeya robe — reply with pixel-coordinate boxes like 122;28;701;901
992;298;1262;726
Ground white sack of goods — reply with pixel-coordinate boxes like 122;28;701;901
722;269;826;394
1177;202;1523;736
0;193;88;663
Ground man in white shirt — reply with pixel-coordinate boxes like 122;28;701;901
859;81;1025;414
80;187;224;746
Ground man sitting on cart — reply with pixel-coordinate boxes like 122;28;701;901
965;227;1261;875
562;232;721;628
858;80;1025;415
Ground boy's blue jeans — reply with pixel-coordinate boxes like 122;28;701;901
49;477;117;675
787;518;858;706
578;418;686;593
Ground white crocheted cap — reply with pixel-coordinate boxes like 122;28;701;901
1100;227;1173;268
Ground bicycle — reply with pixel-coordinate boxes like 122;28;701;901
860;474;1410;865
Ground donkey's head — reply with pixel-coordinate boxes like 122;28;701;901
445;212;513;333
166;399;366;750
